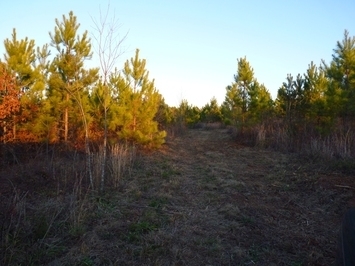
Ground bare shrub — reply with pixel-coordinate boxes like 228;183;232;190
332;129;354;159
304;129;355;160
255;124;267;147
92;146;105;189
248;118;355;165
108;143;136;188
266;121;292;151
306;137;334;160
92;143;136;189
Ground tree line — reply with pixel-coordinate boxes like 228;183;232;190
170;31;355;160
1;11;354;160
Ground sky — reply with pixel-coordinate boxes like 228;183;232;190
1;0;354;107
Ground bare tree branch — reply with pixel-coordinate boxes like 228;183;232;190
90;3;128;83
90;3;128;192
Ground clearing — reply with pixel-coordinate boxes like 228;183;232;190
1;128;354;265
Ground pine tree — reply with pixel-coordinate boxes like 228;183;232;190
234;57;255;124
3;29;44;141
323;30;355;125
154;96;174;129
200;97;222;123
248;82;273;124
31;44;55;143
276;74;298;125
48;11;99;188
223;57;269;127
175;100;200;127
90;80;112;140
221;84;242;125
109;49;166;148
303;62;329;133
48;11;99;143
276;67;331;137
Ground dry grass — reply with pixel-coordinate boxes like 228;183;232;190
241;121;355;167
304;129;355;160
92;143;136;189
1;128;354;265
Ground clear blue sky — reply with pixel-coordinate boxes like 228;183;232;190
1;0;354;107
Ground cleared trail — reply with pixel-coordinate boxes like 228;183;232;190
130;128;352;265
49;128;354;265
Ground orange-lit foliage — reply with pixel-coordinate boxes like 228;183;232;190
0;63;21;142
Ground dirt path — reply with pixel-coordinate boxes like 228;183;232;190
123;128;354;265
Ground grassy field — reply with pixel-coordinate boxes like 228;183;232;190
1;128;354;265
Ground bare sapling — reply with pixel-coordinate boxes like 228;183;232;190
91;3;127;192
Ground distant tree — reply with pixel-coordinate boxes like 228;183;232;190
303;62;329;133
176;99;200;127
200;97;222;123
275;74;299;125
234;57;255;124
221;84;242;125
276;65;331;136
248;82;273;124
109;49;166;148
223;57;271;127
154;96;174;129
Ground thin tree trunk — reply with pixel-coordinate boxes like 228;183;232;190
79;103;93;189
100;103;107;192
12;116;16;141
84;129;93;189
2;125;6;143
91;4;128;191
72;88;93;189
64;92;69;142
133;116;136;132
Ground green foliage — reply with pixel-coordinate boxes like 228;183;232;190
248;82;273;124
200;97;223;123
4;29;38;90
89;80;112;133
275;62;333;137
154;96;175;129
276;74;302;124
235;57;254;116
177;99;201;126
3;29;46;140
221;84;242;125
47;11;99;142
109;49;166;148
222;57;273;127
323;30;355;121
